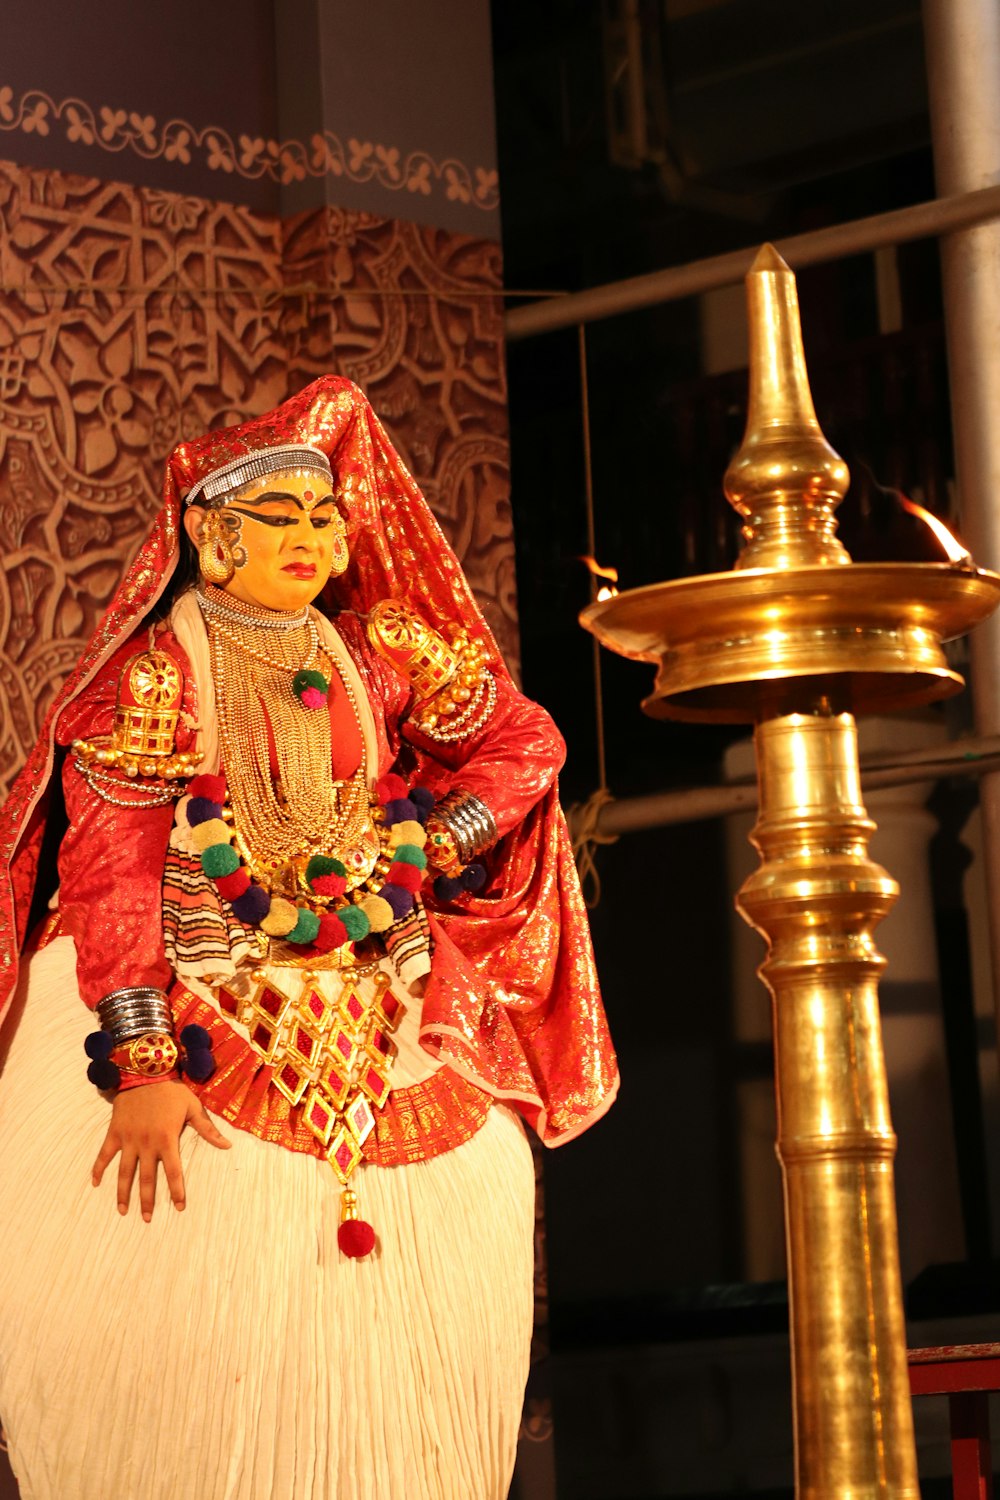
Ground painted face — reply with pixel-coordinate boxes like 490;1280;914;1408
189;469;348;612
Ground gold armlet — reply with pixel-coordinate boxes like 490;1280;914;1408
366;600;496;742
72;649;197;790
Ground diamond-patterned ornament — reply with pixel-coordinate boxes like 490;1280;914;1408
249;1015;280;1061
339;984;366;1030
290;1019;322;1068
377;990;404;1032
299;987;334;1030
358;1061;391;1109
217;986;242;1019
272;1057;311;1105
253;982;292;1025
327;1124;362;1184
320;1057;351;1109
368;1026;395;1061
303;1086;337;1146
344;1091;375;1146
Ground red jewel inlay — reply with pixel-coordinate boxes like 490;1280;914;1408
345;994;363;1023
307;991;324;1019
251;1021;273;1051
381;994;401;1023
258;987;285;1018
310;1101;328;1129
336;1031;352;1060
335;1141;354;1173
280;1063;300;1091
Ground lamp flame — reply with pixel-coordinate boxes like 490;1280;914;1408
580;555;619;600
898;496;971;563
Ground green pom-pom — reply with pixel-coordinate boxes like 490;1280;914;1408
201;843;240;878
305;853;347;883
292;668;329;701
393;843;428;870
284;908;321;945
340;905;371;941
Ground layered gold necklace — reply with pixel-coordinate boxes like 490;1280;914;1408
198;586;380;897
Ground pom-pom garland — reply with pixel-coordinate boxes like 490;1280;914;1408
432;861;488;904
185;774;438;954
292;668;330;710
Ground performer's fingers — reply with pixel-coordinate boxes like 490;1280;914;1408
162;1142;186;1211
117;1146;138;1215
91;1131;120;1186
188;1105;231;1150
138;1150;158;1222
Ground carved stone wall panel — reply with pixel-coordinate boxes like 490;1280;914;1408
0;158;512;795
280;207;514;662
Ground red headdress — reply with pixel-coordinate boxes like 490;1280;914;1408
0;376;617;1144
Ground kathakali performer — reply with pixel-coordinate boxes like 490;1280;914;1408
0;375;617;1500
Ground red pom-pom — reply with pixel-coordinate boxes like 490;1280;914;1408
189;774;226;803
387;861;422;892
338;1219;376;1258
310;872;347;898
312;911;350;952
375;773;407;804
215;867;250;900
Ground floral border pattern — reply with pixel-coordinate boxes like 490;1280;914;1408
0;86;500;211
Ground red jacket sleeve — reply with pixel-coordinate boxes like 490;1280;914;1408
403;676;566;838
54;631;191;1010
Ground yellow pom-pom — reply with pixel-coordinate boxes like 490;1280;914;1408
190;818;232;852
260;897;299;936
388;819;426;850
359;895;395;933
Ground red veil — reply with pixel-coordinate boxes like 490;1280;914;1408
0;376;617;1144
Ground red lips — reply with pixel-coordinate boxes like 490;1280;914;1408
282;563;317;579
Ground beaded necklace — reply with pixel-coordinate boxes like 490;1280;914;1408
198;586;378;893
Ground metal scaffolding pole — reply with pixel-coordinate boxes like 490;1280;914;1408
504;182;1000;340
924;0;1000;1057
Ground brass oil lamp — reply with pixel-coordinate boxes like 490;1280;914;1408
581;245;1000;1500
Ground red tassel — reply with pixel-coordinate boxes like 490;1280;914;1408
338;1219;376;1258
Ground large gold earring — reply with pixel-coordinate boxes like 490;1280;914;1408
328;511;350;578
198;508;235;586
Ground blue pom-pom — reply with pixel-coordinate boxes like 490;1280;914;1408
180;1024;212;1051
383;797;418;826
87;1057;121;1090
433;874;466;903
379;883;414;921
84;1030;114;1061
231;885;271;926
409;786;435;822
182;1047;216;1083
186;796;223;827
461;862;487;892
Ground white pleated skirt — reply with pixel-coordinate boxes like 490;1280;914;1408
0;938;535;1500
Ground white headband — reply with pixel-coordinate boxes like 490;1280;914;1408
184;444;333;506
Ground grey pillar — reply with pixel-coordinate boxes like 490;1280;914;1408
924;0;1000;1058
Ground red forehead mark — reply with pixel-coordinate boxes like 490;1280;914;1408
303;489;314;502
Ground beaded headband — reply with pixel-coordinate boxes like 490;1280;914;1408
184;444;334;506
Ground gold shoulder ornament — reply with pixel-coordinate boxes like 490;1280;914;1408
366;600;497;742
71;648;197;805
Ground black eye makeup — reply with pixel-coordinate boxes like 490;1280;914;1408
226;490;337;529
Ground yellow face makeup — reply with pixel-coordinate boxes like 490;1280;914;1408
187;469;347;612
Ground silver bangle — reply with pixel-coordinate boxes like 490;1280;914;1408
98;987;174;1046
436;791;498;860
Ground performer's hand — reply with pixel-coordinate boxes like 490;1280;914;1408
91;1079;231;1222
